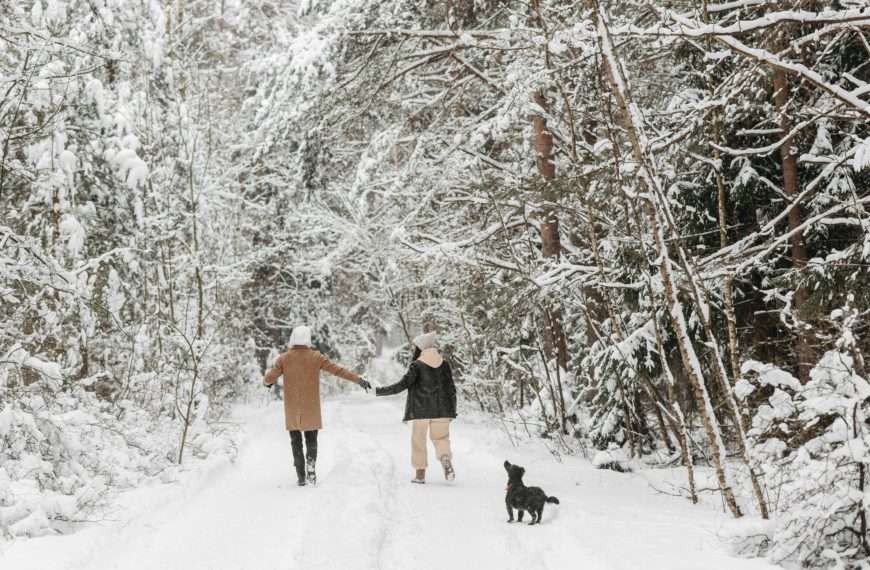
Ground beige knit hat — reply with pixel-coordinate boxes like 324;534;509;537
412;331;437;350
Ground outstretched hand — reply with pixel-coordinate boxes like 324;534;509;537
358;378;372;392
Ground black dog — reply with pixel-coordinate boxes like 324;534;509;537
504;460;560;525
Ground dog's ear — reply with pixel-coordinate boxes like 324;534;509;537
504;460;511;471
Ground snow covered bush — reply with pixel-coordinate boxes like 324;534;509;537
592;445;633;473
736;301;870;566
0;345;246;539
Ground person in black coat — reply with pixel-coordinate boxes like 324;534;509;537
376;332;457;484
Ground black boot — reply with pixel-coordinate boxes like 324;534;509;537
304;431;318;486
306;460;317;486
290;431;306;486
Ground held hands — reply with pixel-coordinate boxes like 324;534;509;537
358;378;372;392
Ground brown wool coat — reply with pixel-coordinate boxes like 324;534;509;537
263;347;361;431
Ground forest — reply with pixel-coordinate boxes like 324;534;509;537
2;0;870;567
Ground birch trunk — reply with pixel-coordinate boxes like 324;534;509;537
595;1;742;517
652;309;698;504
663;4;769;516
711;114;744;396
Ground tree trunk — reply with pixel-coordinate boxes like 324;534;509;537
651;299;697;504
447;0;476;28
711;114;744;394
666;380;698;505
176;0;184;32
595;1;742;517
772;67;813;384
532;90;568;371
190;176;204;340
682;3;768;518
648;381;676;453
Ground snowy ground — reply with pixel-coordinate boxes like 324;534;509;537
2;354;778;570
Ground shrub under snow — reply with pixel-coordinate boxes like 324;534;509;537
736;346;870;567
592;445;633;473
0;382;239;540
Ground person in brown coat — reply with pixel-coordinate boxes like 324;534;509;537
263;325;371;486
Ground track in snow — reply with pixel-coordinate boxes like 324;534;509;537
3;391;778;570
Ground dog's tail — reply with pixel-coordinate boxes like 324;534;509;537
547;496;560;505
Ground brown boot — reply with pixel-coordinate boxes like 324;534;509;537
411;469;426;484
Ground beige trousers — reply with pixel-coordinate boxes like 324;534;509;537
411;418;452;469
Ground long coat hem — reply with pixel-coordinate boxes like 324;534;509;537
263;347;360;431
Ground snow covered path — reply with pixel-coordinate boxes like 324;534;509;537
2;395;778;570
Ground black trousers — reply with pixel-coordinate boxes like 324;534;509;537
289;430;318;478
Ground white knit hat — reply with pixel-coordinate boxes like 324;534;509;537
289;325;312;347
413;331;437;350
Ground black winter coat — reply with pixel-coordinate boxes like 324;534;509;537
376;360;457;421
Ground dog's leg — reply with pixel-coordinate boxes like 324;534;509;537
517;510;524;523
536;504;545;524
506;499;514;523
527;510;536;525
